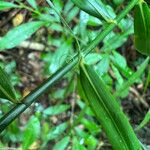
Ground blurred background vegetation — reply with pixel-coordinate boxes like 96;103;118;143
0;0;150;149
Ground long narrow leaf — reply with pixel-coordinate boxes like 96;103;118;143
0;1;18;10
0;21;46;51
27;0;38;10
79;62;141;150
0;66;18;103
53;136;70;150
71;0;113;21
0;0;139;133
134;1;150;56
23;116;40;150
114;57;149;97
136;109;150;131
43;104;70;116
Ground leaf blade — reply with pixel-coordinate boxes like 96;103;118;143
43;104;70;116
136;109;150;131
53;136;70;150
23;116;41;150
134;1;150;56
0;21;46;51
0;1;18;10
79;62;141;149
114;57;149;97
71;0;113;21
27;0;38;10
0;66;18;103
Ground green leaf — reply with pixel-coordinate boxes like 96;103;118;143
102;32;129;52
81;118;100;134
46;122;68;140
95;54;110;75
49;39;72;73
27;0;38;9
23;116;41;150
111;64;124;86
0;142;4;149
84;53;102;65
72;136;86;150
136;109;150;131
0;1;18;10
77;77;90;106
0;0;139;134
144;69;150;93
134;1;150;56
0;66;18;103
74;127;98;149
71;0;114;21
114;57;149;97
111;51;127;69
53;136;70;150
0;21;46;51
53;0;63;12
77;100;94;116
43;104;70;116
113;0;124;5
79;61;141;150
66;7;79;23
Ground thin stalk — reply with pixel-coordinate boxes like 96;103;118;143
67;105;88;136
16;1;41;15
143;69;150;93
45;0;82;59
0;0;138;133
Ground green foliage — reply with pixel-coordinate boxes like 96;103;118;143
46;122;68;141
136;109;150;131
113;0;124;5
78;61;141;149
23;116;40;150
48;39;72;73
114;57;149;97
0;0;149;149
53;136;70;150
0;66;18;103
27;0;38;10
72;136;86;150
0;1;19;10
71;0;115;21
134;1;150;56
74;127;98;149
0;21;47;51
43;104;70;116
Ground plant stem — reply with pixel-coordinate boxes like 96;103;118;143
144;69;150;93
0;0;138;133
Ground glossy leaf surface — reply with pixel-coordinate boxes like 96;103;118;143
0;1;18;10
71;0;113;21
115;57;149;97
78;62;141;150
0;21;46;51
43;104;70;116
23;116;40;150
134;1;150;56
0;66;18;103
53;136;70;150
27;0;38;9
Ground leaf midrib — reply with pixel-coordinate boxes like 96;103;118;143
139;2;147;34
0;84;14;101
81;63;129;150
